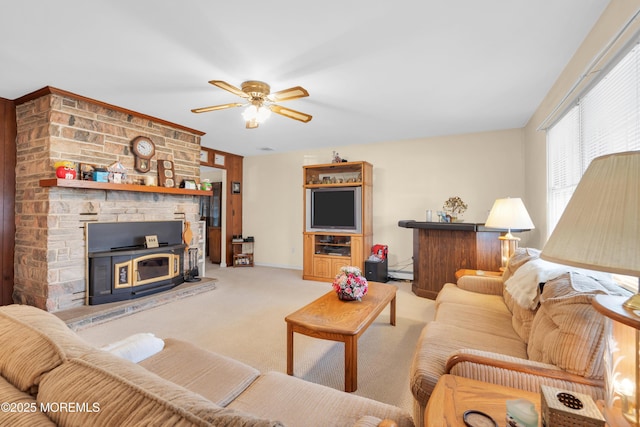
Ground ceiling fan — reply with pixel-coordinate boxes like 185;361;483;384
192;80;312;129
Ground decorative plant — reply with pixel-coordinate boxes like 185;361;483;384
443;196;468;216
332;266;368;301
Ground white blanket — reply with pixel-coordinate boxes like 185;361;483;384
504;258;568;309
101;332;165;363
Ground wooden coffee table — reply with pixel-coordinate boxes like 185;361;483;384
285;281;397;392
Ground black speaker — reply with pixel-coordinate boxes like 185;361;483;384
365;259;388;282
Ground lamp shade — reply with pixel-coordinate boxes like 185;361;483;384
484;197;535;230
541;150;640;277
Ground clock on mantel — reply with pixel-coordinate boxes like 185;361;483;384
131;136;155;173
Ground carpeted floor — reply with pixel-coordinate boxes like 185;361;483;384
75;263;436;417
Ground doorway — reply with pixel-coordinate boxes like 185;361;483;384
200;166;226;267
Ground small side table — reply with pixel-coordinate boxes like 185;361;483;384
454;269;502;280
232;240;254;267
426;375;542;427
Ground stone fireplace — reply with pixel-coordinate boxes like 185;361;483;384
13;87;205;312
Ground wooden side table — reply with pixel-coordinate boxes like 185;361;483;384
454;269;502;280
426;375;542;427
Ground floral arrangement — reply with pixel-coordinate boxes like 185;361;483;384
443;196;468;216
332;266;368;301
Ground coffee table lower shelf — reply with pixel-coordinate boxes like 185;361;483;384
284;281;397;392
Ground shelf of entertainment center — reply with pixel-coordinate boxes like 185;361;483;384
304;183;363;189
314;234;352;257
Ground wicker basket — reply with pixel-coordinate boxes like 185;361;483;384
541;385;605;427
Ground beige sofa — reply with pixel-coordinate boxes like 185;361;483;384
0;304;414;427
409;248;630;425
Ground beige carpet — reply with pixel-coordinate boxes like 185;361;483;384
76;263;436;416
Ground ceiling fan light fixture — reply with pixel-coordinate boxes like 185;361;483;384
242;103;271;125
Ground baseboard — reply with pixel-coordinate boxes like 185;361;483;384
388;269;413;281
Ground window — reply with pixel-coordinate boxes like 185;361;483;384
547;43;640;235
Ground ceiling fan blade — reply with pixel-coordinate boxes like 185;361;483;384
269;105;313;123
191;103;244;113
267;86;309;102
209;80;250;99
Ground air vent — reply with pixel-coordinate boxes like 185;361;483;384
259;147;275;151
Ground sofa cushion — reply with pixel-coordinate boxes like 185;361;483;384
435;302;518;341
410;321;527;404
436;283;510;316
527;272;629;379
228;371;414;427
0;306;69;393
140;338;260;407
510;303;538;344
1;305;94;358
0;375;56;426
38;349;282;427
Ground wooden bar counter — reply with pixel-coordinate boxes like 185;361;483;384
398;220;505;299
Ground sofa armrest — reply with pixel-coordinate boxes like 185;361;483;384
445;349;604;400
456;275;504;295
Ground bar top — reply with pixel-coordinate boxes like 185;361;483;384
397;220;529;232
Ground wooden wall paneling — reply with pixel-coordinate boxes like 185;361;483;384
0;98;16;305
198;147;244;267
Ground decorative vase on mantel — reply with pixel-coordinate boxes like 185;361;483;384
332;266;368;302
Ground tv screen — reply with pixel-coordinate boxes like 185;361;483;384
312;189;356;229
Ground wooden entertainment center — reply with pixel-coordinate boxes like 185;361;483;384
302;161;372;282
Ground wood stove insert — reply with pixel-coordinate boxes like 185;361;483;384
86;221;186;305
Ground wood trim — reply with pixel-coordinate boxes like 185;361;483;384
39;178;211;196
199;147;243;168
13;86;205;136
445;352;604;388
0;98;16;305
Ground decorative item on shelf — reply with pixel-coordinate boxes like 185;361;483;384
157;160;175;188
180;179;197;190
442;196;467;222
484;197;535;270
200;179;212;191
54;160;77;180
79;163;95;181
107;161;127;184
539;151;640;426
332;266;368;301
93;167;108;182
131;136;155;173
332;151;341;163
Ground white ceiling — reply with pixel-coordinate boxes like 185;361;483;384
1;1;609;157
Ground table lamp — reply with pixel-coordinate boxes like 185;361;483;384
484;197;535;269
540;150;640;427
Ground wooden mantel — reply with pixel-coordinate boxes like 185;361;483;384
39;178;212;196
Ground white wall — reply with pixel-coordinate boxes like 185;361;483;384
524;0;640;249
243;128;525;271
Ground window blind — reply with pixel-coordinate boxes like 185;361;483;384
547;43;640;235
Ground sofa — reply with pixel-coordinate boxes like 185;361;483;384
0;304;414;427
409;248;630;426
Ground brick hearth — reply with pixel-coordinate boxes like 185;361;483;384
14;88;204;312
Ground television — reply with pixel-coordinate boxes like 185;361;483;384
306;187;362;233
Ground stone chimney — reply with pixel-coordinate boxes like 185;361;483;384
13;87;204;312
